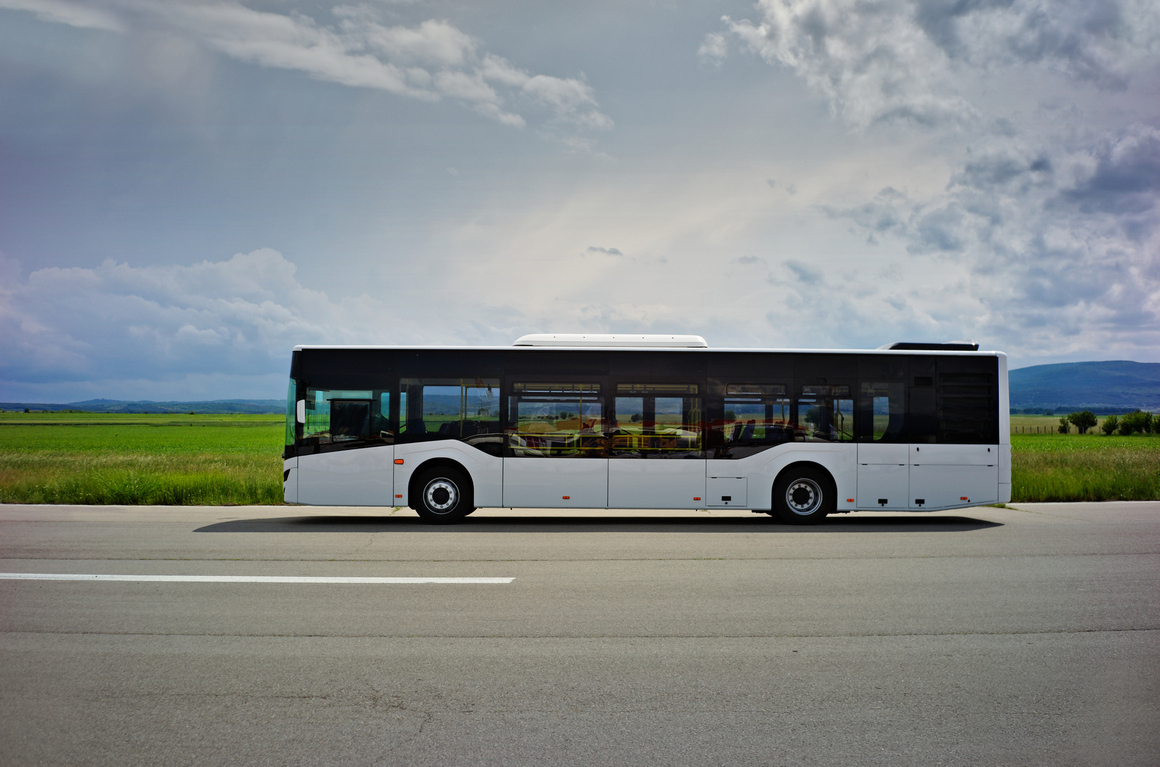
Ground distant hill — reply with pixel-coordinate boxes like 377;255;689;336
0;399;285;415
1009;361;1160;413
3;362;1155;416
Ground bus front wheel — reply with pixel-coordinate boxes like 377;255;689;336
413;467;474;524
771;467;833;524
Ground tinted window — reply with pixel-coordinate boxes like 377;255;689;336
507;382;605;458
302;388;392;448
611;383;702;458
796;385;853;442
711;384;792;458
399;378;501;455
859;381;905;442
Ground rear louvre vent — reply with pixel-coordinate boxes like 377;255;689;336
937;372;996;444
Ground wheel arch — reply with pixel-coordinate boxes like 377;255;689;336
407;457;475;509
772;461;836;502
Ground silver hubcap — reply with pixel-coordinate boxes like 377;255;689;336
424;479;458;513
785;478;822;515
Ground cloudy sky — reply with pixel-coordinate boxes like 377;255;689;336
1;0;1158;402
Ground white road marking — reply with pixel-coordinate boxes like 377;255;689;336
0;573;513;584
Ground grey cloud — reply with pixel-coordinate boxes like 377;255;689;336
785;259;824;284
0;249;425;392
1060;126;1160;215
735;255;763;264
824;124;1160;357
586;246;623;256
716;0;1160;130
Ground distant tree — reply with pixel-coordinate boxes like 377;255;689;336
1067;410;1097;434
1102;414;1119;435
1119;410;1153;435
1058;416;1070;434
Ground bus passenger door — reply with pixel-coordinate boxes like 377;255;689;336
503;382;608;508
606;385;706;510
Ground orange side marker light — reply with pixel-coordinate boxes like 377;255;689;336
960;496;969;501
395;494;402;498
562;495;570;500
693;497;701;501
847;499;855;503
394;459;404;465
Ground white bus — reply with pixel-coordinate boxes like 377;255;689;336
283;335;1010;524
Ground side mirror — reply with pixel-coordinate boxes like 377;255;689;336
296;400;306;424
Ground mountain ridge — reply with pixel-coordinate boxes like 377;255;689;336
2;360;1156;415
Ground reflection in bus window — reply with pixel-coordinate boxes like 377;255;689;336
303;389;391;446
797;385;853;442
611;383;702;458
712;384;792;458
507;383;604;457
399;378;501;454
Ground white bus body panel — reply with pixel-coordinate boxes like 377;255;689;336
282;455;297;504
707;443;858;512
608;461;706;509
297;445;393;506
394;441;503;508
503;458;607;508
857;444;909;509
997;443;1012;503
706;477;746;507
997;352;1012;503
909;444;998;509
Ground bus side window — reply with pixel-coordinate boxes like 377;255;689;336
859;381;905;442
507;382;604;458
797;385;852;442
611;383;701;459
713;384;791;458
399;378;501;453
303;389;376;445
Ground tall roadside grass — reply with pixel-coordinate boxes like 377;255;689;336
2;413;1157;505
1011;434;1160;502
0;413;283;505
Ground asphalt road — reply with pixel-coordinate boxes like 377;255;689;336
1;502;1158;766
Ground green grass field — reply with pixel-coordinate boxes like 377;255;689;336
1009;432;1159;502
0;412;1156;505
0;412;284;505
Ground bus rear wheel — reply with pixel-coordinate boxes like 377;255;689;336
413;467;474;524
771;467;833;524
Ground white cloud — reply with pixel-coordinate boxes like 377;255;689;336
0;0;612;134
698;32;728;65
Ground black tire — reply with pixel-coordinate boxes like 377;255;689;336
412;467;474;524
771;466;834;524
